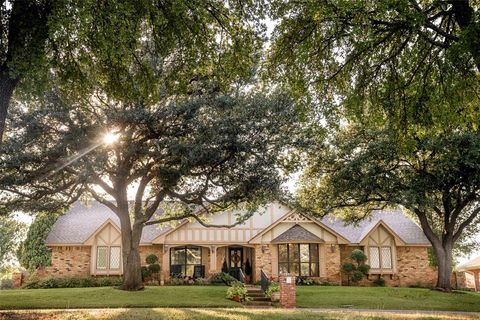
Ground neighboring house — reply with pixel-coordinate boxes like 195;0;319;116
43;201;437;287
457;257;480;291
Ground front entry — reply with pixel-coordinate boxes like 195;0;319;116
228;247;244;280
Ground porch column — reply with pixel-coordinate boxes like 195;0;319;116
162;245;170;282
474;270;480;292
209;246;218;275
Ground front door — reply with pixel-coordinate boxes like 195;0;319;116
228;247;243;280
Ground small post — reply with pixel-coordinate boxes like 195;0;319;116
279;273;296;308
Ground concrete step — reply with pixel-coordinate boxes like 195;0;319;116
244;300;273;307
246;289;263;293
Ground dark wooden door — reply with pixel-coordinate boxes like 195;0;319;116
228;247;243;280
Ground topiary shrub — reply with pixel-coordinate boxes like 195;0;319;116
341;249;370;286
148;263;161;274
146;254;159;265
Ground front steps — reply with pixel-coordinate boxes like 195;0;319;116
244;286;273;308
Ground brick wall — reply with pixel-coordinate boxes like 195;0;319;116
254;244;273;280
41;246;91;278
279;274;296;308
139;245;163;266
339;245;437;287
324;244;341;284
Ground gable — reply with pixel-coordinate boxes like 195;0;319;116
360;223;398;246
84;220;122;246
248;211;349;244
153;202;291;244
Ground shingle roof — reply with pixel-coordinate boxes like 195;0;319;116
271;224;324;243
458;256;480;271
318;209;430;245
45;201;170;245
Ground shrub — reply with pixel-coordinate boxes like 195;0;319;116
373;276;386;287
226;282;248;302
23;276;122;289
141;266;152;280
341;249;370;285
148;263;161;274
194;277;210;285
297;277;315;285
0;278;13;290
210;272;237;286
169;277;185;285
265;282;279;298
145;254;159;265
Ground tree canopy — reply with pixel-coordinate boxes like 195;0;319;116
0;214;26;272
268;0;480;132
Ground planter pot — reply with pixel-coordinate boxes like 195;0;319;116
271;292;280;302
232;295;241;302
245;275;251;284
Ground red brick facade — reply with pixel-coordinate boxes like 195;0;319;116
279;274;296;308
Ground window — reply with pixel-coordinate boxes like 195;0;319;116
96;246;121;271
278;244;319;277
170;246;202;277
369;246;392;269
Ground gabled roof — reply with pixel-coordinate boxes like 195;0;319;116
271;224;324;243
317;209;430;245
45;201;170;245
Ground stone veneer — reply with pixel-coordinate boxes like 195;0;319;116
340;245;437;287
324;244;342;284
41;246;91;278
254;244;273;280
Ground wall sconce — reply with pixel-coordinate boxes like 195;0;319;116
262;245;268;253
330;244;336;253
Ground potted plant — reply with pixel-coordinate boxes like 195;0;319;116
244;258;252;283
265;282;280;302
226;281;248;302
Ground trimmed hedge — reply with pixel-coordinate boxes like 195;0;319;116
24;276;123;289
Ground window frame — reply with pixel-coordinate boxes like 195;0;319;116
368;245;393;272
96;245;122;272
278;243;319;277
170;246;203;277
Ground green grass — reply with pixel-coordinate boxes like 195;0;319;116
0;286;238;309
0;308;478;320
297;286;480;312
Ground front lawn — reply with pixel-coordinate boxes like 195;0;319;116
297;286;480;312
0;308;478;320
0;286;238;309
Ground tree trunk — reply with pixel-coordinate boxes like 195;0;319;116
117;207;144;291
432;241;453;291
0;73;18;143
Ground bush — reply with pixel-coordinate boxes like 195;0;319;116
141;266;152;280
210;272;237;286
297;277;315;285
341;262;354;273
0;278;13;290
145;254;159;265
148;263;161;274
226;282;248;302
194;277;210;285
357;264;370;275
351;249;367;264
265;282;279;298
341;249;371;285
169;277;185;285
373;276;386;287
23;276;122;289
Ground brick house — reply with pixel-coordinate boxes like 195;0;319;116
43;201;437;287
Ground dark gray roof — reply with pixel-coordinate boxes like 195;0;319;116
318;209;430;245
45;201;170;245
272;224;323;243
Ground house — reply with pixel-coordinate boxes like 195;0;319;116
42;201;437;287
457;256;480;291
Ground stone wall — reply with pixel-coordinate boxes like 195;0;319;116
41;246;91;278
254;244;273;280
339;245;437;287
324;244;341;284
139;245;163;267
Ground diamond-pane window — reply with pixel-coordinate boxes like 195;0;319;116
381;247;392;269
369;247;380;269
110;246;121;269
96;246;108;269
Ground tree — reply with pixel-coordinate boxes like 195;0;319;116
268;1;480;130
341;249;370;286
0;214;26;272
17;212;59;271
1;88;300;290
0;0;52;142
299;125;480;291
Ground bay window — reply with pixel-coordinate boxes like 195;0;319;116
278;243;319;277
